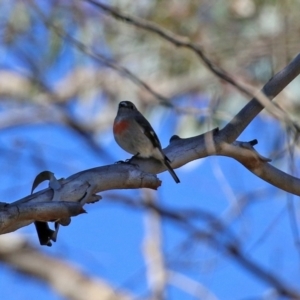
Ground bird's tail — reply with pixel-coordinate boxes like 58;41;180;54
164;157;180;183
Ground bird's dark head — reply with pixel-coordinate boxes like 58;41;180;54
119;101;137;111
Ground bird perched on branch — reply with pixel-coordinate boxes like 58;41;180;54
113;101;180;183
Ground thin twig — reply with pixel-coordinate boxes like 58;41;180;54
30;1;172;106
84;0;253;97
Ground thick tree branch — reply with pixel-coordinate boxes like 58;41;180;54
129;128;300;196
2;124;300;236
0;202;84;234
0;165;160;235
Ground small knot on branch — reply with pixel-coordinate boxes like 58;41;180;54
170;135;181;143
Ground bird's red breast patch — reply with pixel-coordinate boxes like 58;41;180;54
113;120;129;134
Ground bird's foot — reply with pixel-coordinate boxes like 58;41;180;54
115;153;140;165
115;160;129;164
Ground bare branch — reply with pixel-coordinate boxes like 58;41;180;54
0;202;83;234
126;128;300;195
0;164;160;235
167;271;218;300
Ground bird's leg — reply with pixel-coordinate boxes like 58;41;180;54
115;152;140;164
127;152;140;163
115;160;126;164
51;222;60;242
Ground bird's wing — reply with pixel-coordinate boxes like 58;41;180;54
135;115;162;149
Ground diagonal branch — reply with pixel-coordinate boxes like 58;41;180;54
128;128;300;196
84;0;253;97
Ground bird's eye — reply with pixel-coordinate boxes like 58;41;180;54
127;102;135;110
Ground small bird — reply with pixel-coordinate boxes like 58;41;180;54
113;101;180;183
